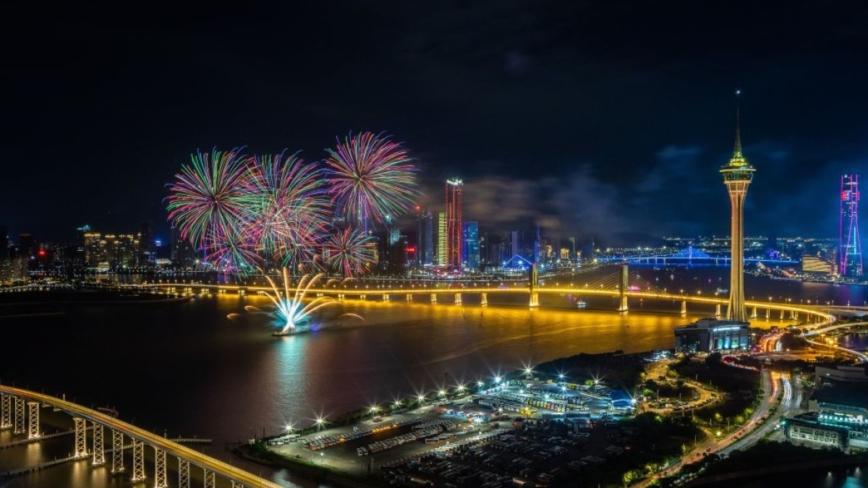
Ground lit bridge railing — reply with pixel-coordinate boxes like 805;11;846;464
145;282;835;326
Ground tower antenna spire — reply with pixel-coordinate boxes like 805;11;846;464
733;89;743;160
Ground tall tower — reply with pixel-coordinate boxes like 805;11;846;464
840;174;863;277
445;179;463;270
720;91;755;323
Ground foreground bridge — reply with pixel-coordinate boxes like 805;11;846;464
0;385;278;487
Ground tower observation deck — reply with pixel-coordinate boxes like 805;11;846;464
720;91;755;323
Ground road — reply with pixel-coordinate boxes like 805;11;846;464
636;369;780;487
0;385;279;488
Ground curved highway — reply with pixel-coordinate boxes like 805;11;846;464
0;385;280;488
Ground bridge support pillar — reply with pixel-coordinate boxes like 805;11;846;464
131;439;145;483
73;417;87;458
617;264;628;313
231;481;245;488
431;294;437;304
455;293;462;304
92;423;105;466
26;401;39;439
360;294;366;301
751;306;758;319
0;393;11;430
178;458;190;488
383;294;389;302
317;293;323;297
680;300;687;315
204;469;216;488
780;309;785;320
715;304;722;318
11;397;25;435
111;429;124;473
406;294;412;302
154;447;168;488
766;307;770;319
790;310;796;320
481;293;487;306
529;292;539;308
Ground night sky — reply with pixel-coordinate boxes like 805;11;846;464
3;1;868;244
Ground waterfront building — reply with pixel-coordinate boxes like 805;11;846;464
785;385;868;451
720;91;755;322
802;255;834;276
445;178;463;269
815;365;868;384
462;221;479;270
673;318;751;352
840;174;863;277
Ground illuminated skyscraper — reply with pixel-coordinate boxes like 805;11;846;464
445;179;463;269
415;208;434;266
462;221;479;270
720;91;755;323
840;174;863;277
437;211;447;266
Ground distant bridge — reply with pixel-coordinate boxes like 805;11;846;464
0;386;277;488
143;265;833;326
596;246;799;266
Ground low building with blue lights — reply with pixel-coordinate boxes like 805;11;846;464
673;318;751;353
783;386;868;451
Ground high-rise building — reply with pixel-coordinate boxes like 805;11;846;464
437;212;447;266
720;91;755;322
840;174;863;277
462;221;479;270
415;208;434;267
0;225;7;260
445;179;463;269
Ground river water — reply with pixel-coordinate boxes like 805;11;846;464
1;267;866;487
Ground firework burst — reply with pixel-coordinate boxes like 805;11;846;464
241;151;331;267
323;131;420;229
166;148;249;250
324;227;377;277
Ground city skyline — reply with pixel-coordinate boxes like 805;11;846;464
4;2;868;242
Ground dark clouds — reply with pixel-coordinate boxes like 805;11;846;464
3;1;868;242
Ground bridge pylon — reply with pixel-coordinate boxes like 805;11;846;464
26;401;39;439
529;292;539;308
13;397;25;435
204;469;216;488
680;300;687;315
481;293;487;306
131;438;145;482
431;294;437;304
92;423;105;466
750;306;757;319
617;264;628;313
455;293;462;304
715;304;722;318
154;447;168;488
406;294;412;302
73;417;87;458
111;429;125;473
178;458;190;488
0;393;11;430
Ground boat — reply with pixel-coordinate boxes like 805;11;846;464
272;330;295;337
